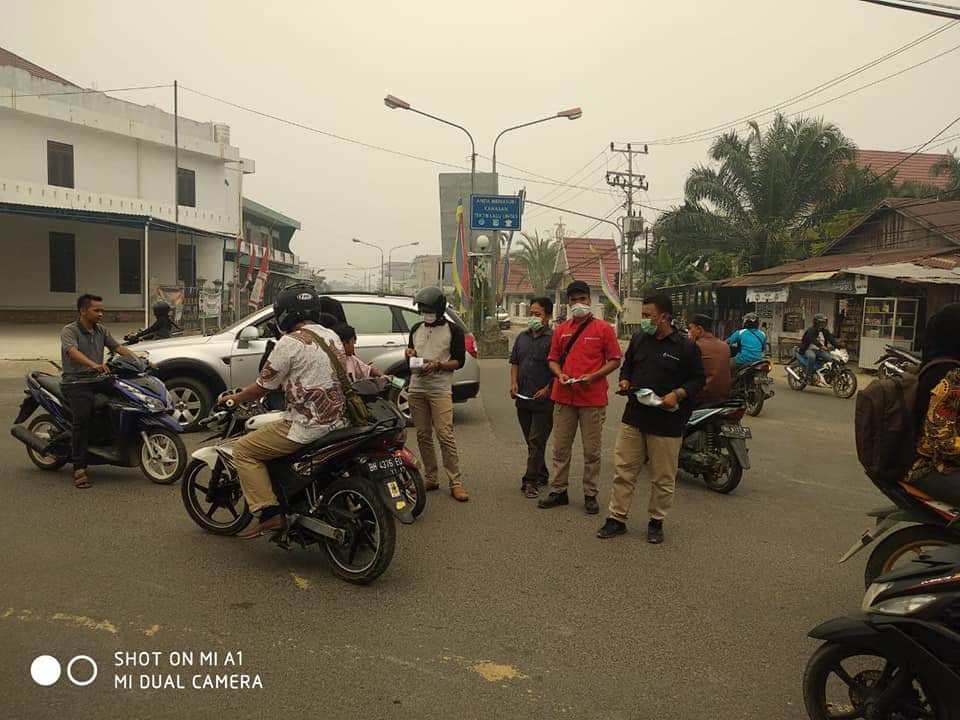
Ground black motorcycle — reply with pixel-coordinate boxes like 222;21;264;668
876;345;921;380
680;399;751;494
180;377;417;585
731;359;775;416
804;545;960;719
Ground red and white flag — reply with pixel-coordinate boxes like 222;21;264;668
248;239;270;309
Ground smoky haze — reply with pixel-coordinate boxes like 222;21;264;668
4;0;959;280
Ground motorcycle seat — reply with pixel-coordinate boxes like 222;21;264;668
32;372;111;411
286;424;376;459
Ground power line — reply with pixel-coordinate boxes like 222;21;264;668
636;20;957;146
0;83;173;100
860;0;960;20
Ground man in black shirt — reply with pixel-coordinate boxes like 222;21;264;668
509;297;555;498
597;293;705;544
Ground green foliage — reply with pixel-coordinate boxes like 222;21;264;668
512;232;560;296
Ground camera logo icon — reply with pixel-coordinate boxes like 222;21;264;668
31;655;98;687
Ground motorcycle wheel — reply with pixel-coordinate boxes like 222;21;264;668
322;476;396;585
786;363;807;391
388;380;413;427
181;459;252;535
745;387;765;416
803;641;951;720
702;440;743;494
864;524;956;588
138;428;187;484
25;414;68;471
400;466;426;518
833;369;858;399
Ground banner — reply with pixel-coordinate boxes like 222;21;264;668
249;238;270;309
199;288;222;319
452;197;472;308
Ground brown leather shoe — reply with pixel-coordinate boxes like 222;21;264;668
237;513;286;539
450;485;469;502
424;480;440;492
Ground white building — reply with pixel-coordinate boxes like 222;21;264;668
0;47;254;323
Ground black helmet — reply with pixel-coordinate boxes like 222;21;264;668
743;312;760;329
274;284;322;332
152;300;171;318
814;313;828;327
414;286;447;318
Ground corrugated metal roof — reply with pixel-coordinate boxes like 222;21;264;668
857;150;953;190
0;46;76;87
847;254;960;285
561;236;620;288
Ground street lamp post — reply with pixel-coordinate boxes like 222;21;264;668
387;241;420;293
491;107;582;178
352;238;384;293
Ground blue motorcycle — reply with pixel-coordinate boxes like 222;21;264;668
10;354;187;484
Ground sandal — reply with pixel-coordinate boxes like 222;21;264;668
73;469;91;489
522;482;539;499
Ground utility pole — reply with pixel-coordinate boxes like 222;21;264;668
607;142;649;298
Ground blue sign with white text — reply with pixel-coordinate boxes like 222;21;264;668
471;195;522;231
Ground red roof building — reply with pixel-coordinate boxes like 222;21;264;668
855;149;953;190
557;236;620;290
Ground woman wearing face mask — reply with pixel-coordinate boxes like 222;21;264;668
509;297;556;498
405;287;469;502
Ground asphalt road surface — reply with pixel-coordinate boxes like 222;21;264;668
0;357;882;720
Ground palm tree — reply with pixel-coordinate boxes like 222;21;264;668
655;115;861;271
640;243;706;293
512;232;559;296
931;149;960;199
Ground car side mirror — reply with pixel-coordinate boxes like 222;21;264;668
237;325;260;349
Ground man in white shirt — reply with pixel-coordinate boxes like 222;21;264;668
220;286;348;539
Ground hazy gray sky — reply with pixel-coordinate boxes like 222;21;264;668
6;1;960;279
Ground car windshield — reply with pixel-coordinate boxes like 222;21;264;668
217;308;272;335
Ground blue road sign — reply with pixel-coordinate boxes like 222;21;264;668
471;195;522;231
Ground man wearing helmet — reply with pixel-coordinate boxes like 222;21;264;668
129;300;181;341
219;284;348;538
406;287;469;502
725;312;768;369
800;313;839;375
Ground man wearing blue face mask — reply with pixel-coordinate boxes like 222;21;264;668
509;297;555;498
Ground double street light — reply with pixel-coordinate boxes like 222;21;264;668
387;241;419;293
351;238;422;294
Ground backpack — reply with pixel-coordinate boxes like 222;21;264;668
854;359;959;483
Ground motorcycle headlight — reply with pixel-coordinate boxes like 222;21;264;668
119;382;166;412
870;594;938;616
861;582;892;612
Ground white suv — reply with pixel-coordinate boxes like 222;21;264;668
135;293;480;431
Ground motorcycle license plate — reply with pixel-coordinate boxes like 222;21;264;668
755;376;773;385
720;424;751;439
367;455;404;480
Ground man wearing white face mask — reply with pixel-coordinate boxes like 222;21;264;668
539;281;622;514
406;286;468;502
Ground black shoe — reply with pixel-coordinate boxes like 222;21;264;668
537;477;549;486
647;519;664;544
538;491;569;509
584;495;600;515
596;518;627;539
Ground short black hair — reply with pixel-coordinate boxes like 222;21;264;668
77;294;103;312
690;313;714;333
333;322;357;342
530;296;554;316
566;280;590;298
643;293;673;316
318;312;339;329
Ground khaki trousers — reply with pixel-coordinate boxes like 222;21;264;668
409;392;462;487
232;420;303;513
550;403;606;497
608;423;682;522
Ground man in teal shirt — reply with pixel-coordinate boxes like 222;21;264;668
726;312;767;368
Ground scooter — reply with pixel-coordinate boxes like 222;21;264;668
681;400;752;494
10;354;187;484
730;359;775;416
803;545;960;719
876;345;921;380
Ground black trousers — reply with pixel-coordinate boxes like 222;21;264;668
912;470;960;507
517;404;553;486
62;381;96;470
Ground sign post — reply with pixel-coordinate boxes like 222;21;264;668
470;195;522;232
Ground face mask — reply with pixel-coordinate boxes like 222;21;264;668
527;317;544;332
422;313;437;324
640;318;657;335
570;303;591;319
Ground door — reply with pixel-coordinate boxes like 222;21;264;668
229;313;274;387
342;302;407;366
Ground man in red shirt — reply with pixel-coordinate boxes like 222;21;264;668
538;281;622;514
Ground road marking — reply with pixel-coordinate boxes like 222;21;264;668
469;661;528;682
290;572;311;591
50;613;119;634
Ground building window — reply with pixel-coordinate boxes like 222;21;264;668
118;238;142;294
177;243;196;286
47;141;74;188
177;168;196;207
49;232;76;293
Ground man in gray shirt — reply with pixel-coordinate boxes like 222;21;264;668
60;294;138;488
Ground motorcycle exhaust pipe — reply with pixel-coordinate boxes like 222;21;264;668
785;366;803;381
10;425;51;454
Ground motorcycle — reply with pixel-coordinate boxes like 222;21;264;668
731;359;775;416
123;328;183;345
681;400;752;494
10;354;186;484
839;467;960;587
786;347;858;399
180;376;420;585
803;544;960;719
877;345;921;380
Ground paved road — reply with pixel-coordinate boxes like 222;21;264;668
0;358;882;719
